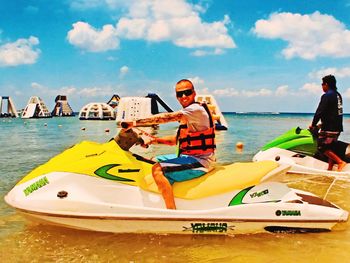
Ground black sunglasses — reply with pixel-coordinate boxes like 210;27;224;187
176;89;193;98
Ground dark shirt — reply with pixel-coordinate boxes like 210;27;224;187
312;89;343;132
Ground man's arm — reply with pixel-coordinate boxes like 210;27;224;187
312;95;327;127
127;111;184;127
152;135;177;146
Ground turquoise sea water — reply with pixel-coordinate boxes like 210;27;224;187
1;113;350;262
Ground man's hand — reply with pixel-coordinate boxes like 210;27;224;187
120;121;134;129
308;125;320;136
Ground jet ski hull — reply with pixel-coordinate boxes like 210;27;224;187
254;148;350;177
5;172;348;235
18;210;339;234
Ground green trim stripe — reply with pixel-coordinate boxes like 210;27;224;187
228;186;254;206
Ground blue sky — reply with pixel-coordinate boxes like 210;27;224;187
1;0;350;113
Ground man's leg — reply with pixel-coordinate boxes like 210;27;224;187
324;150;347;172
152;163;176;209
327;159;334;171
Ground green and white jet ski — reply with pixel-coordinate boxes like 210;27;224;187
253;127;350;177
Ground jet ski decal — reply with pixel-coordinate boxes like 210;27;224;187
228;186;253;206
275;210;301;216
182;223;235;233
118;169;141;173
94;164;136;182
23;176;49;196
229;183;291;206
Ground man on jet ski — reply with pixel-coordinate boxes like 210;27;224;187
309;75;346;171
122;79;216;209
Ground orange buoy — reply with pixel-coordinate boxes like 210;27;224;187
236;141;244;153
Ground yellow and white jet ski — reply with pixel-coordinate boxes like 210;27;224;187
4;136;348;234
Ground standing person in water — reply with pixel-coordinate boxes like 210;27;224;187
122;79;216;209
309;74;346;171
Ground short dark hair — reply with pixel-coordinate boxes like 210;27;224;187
322;75;337;90
176;79;194;89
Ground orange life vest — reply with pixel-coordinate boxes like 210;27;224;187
176;103;216;156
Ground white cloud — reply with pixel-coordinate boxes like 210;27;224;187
30;82;119;99
61;87;77;96
107;56;118;61
183;78;287;98
275;85;289;96
69;0;132;10
31;82;44;90
253;11;350;59
189;76;205;86
116;18;149;39
0;36;40;66
68;0;235;54
198;84;308;98
187;77;239;96
31;82;77;96
300;82;320;94
192;3;208;14
206;81;349;99
116;1;236;49
196;87;210;94
242;88;272;97
67;21;119;52
213;88;240;97
309;67;350;79
69;0;106;10
191;48;225;57
77;86;115;97
343;88;350;98
119;65;129;77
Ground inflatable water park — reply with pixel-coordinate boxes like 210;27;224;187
78;103;116;120
0;96;18;118
116;93;173;125
107;94;120;109
78;95;120;120
21;96;52;119
2;92;229;127
51;95;75;117
196;94;228;130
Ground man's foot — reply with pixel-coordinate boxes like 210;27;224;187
337;161;347;172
